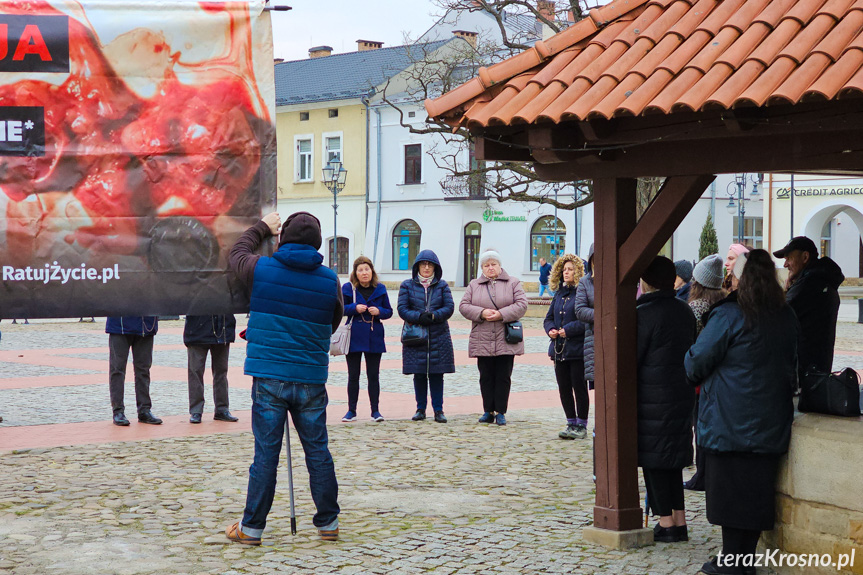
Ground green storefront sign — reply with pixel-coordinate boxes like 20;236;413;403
482;209;527;222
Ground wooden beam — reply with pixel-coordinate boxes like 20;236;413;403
592;177;643;532
475;136;533;162
532;131;863;179
619;175;716;284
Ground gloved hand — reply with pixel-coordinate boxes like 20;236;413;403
418;312;434;325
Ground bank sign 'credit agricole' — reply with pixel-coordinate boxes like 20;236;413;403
775;186;863;199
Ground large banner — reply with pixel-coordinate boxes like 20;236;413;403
0;0;276;319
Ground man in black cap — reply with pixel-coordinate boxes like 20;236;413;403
225;211;344;546
773;236;844;382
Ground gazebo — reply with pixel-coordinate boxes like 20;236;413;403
427;0;863;547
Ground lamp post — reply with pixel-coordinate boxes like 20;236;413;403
726;173;761;244
322;161;347;273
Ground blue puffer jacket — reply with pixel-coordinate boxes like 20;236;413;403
342;282;393;354
244;243;340;384
397;250;455;375
543;283;585;362
685;293;800;454
183;315;236;346
106;316;158;336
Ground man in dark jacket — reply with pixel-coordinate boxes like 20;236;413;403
225;211;343;546
674;259;693;302
184;314;238;424
636;256;697;543
773;236;844;380
538;257;553;297
106;316;162;426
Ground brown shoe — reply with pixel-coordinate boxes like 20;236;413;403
225;521;261;546
319;527;339;541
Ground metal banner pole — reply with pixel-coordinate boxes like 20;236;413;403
285;418;297;535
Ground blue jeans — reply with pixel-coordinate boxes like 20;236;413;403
539;284;554;297
413;373;444;412
241;377;339;536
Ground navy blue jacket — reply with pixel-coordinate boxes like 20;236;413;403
543;283;585;362
183;315;236;346
636;290;696;469
539;262;553;285
685;293;799;454
397;250;455;375
342;282;393;354
106;316;158;336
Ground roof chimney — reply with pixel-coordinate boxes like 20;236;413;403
357;40;383;51
274;57;285;64
537;0;555;22
309;45;333;59
452;30;478;48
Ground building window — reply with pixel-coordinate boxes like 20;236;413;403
404;144;422;184
299;111;309;121
329;237;349;275
530;216;566;270
392;219;422;270
325;135;342;165
408;111;416;118
296;138;312;182
731;216;763;248
328;108;338;118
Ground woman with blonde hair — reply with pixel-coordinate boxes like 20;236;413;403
543;254;589;439
341;256;392;422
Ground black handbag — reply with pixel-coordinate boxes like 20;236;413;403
798;367;861;417
401;322;428;347
485;283;523;344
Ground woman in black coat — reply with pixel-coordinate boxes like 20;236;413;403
636;257;697;543
543;254;588;440
397;250;455;423
686;250;799;575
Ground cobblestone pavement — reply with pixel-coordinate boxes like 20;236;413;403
0;408;724;575
1;312;860;574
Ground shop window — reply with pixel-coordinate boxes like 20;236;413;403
530;216;566;270
393;219;422;270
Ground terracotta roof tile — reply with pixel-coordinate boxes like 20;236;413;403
426;0;863;126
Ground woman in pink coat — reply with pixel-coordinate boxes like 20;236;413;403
458;249;528;426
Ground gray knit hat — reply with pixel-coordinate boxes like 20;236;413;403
692;254;724;289
674;259;694;283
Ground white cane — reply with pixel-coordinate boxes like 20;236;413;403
285;417;297;535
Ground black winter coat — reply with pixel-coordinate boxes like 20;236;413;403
786;257;844;376
184;315;236;346
544;283;586;362
636;290;697;470
686;292;799;454
397;250;455;375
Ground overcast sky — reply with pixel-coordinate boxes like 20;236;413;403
270;1;441;62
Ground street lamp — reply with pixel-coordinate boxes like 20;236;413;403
322;161;347;273
725;173;761;243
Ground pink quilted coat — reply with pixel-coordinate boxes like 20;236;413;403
459;269;528;357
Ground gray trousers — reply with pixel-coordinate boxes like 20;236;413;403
109;333;154;415
187;344;231;415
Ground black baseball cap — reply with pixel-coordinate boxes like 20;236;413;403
773;236;818;259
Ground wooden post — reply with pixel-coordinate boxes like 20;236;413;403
592;177;642;531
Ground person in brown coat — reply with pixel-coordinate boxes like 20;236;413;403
459;249;528;426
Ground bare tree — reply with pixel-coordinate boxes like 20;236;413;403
378;2;598;211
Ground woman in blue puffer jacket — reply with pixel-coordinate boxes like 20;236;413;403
544;254;588;440
397;250;455;423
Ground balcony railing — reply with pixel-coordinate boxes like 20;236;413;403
440;173;488;199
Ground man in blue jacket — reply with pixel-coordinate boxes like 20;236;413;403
538;257;553;297
106;316;162;426
225;211;343;546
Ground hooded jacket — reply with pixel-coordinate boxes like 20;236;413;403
229;217;343;384
459;269;528;357
342;282;393;354
685;292;800;454
636;290;696;469
397;250;455;374
574;244;595;380
785;256;844;375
